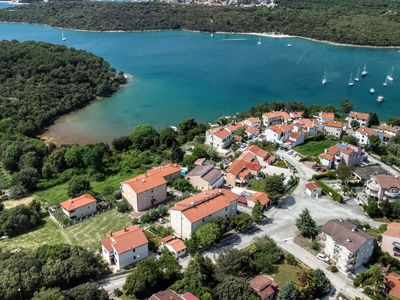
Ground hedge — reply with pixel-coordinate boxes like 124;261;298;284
317;180;344;203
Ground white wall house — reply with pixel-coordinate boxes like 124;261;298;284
354;126;384;146
102;226;149;270
264;124;293;144
60;194;97;219
348;111;370;128
324;121;345;138
205;127;232;150
305;182;322;198
169;189;238;239
320;219;374;274
262;111;290;126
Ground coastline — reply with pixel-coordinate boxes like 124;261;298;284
1;20;400;49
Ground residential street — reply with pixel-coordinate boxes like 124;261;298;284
99;150;377;299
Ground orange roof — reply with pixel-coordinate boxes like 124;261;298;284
305;182;321;191
387;273;400;299
169;189;238;223
227;155;260;177
246;117;261;124
147;164;181;178
263;111;290;120
290;132;301;138
383;223;400;239
320;112;335;120
101;226;148;254
325;120;344;128
211;128;231;139
166;238;187;253
290;111;303;119
245;126;259;134
268;124;293;134
248;192;270;206
245;145;268;159
350;111;369;120
356;126;377;136
295;118;316;128
122;174;167;194
319;152;334;161
162;235;175;243
60;194;96;212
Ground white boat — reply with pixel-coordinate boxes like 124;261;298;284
377;96;384;103
354;67;360;82
257;37;261;45
287;43;292;47
369;88;375;94
210;33;214;37
62;30;67;41
383;77;388;87
387;66;394;81
361;64;368;76
348;73;354;86
322;67;327;85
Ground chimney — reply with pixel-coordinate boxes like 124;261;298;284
142;179;145;183
346;239;352;243
124;227;127;232
110;231;112;237
352;227;357;232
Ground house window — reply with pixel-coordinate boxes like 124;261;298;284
133;255;136;260
132;249;136;253
225;208;228;211
202;218;205;222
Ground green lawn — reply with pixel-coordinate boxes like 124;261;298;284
274;264;303;285
0;209;133;251
295;139;337;157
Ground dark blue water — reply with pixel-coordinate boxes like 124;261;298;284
0;23;399;143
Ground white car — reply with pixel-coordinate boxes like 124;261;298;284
317;253;329;262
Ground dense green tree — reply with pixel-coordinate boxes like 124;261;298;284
160;127;179;148
369;112;380;126
336;164;353;187
339;99;353;115
342;135;358;146
172;178;195;193
388;117;400;126
299;268;331;299
63;283;109;300
214;276;258;300
195;222;221;248
215;249;254;280
112;136;132;152
67;176;92;197
32;288;64;300
252;235;283;274
363;197;382;218
263;175;285;204
350;120;360;129
11;167;40;193
368;135;384;154
252;201;264;223
277;281;300;300
130;125;160;151
296;208;318;238
230;213;254;232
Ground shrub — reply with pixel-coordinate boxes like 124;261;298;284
285;253;297;265
317;180;344;203
330;265;338;273
309;239;320;251
117;199;132;213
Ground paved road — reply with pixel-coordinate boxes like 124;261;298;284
99;150;375;299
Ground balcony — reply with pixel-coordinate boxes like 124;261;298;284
384;189;400;198
366;180;379;193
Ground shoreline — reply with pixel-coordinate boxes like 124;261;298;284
1;20;400;49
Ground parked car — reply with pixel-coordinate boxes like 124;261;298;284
288;150;294;155
317;253;329;262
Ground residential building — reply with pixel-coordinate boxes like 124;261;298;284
365;174;400;201
226;152;261;187
290;111;303;120
324;120;345;138
348;111;370;128
205;127;232;150
386;272;400;300
194;157;211;166
318;112;335;124
378;124;400;143
149;290;199;300
305;182;322;198
186;165;224;191
293;118;318;137
60;194;97;219
249;275;279;300
381;223;400;257
319;143;364;169
354;126;384;146
169;189;238;239
121;164;181;211
264;124;293;144
247;191;270;208
320;219;374;273
243;117;261;128
243;144;273;167
287;132;305;147
353;165;388;181
101;226;148;270
162;235;187;258
262;111;290;126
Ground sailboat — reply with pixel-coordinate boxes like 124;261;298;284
369;88;375;94
257;37;261;45
387;66;394;81
62;30;67;41
322;67;327;86
354;67;360;82
348;73;355;86
377;96;384;103
383;77;388;87
361;64;368;76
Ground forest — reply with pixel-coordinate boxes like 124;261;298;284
1;0;400;46
0;40;125;136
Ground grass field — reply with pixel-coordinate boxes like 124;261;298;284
0;209;133;251
295;139;337;157
274;264;303;285
35;171;141;205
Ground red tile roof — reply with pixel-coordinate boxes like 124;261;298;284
210;128;231;139
249;275;278;300
182;292;199;300
290;111;303;119
60;194;96;212
122;174;167;194
356;126;377;137
325;120;344;128
295;118;316;128
320;112;335;120
147;164;181;178
387;272;400;299
305;182;321;191
169;189;238;223
227;156;260;177
350;111;369;120
166;238;187;253
246;117;261;124
263;111;290;120
319;152;334;161
383;223;400;239
245;145;268;159
101;226;148;254
149;290;184;300
248;192;270;206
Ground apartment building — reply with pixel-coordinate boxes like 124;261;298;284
381;223;400;257
169;189;238;239
320;219;374;273
365;174;400;202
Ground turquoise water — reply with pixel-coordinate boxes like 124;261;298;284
0;23;400;143
0;2;14;9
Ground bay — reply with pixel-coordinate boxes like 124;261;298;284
0;23;399;144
